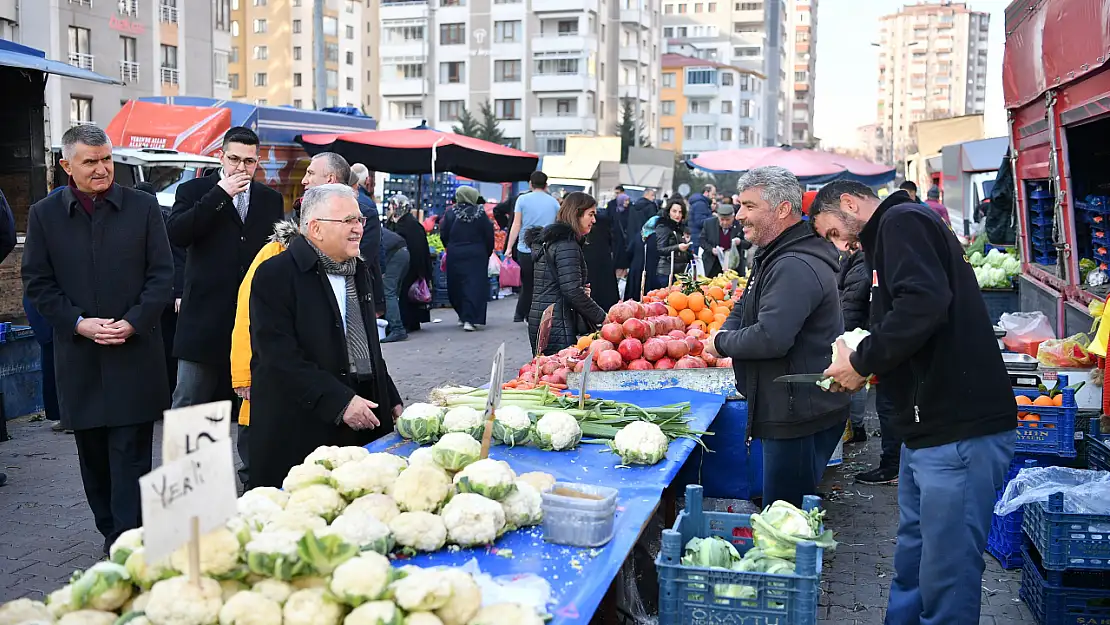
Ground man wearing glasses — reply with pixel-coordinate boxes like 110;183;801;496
167;126;284;416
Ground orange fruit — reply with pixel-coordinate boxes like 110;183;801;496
690;320;708;333
1053;395;1063;406
713;305;729;316
668;291;689;311
687;293;706;313
698;307;716;324
679;309;696;326
714;313;728;324
1021;413;1041;428
722;299;734;309
666;305;678;316
1032;395;1055;406
576;335;593;351
708;286;726;301
709;321;723;333
1015;395;1032;405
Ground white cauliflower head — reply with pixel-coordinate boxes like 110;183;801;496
70;561;133;611
243;486;290;508
237;490;286;529
218;590;283;625
320;514;393;555
609;421;669;465
332;454;408;500
492;406;531;446
441;407;484;439
533;412;581;451
304;445;370;470
145;576;223;625
389;512;447;553
169;527;243;580
285;484;346;522
109;528;144;565
397;403;445;444
343;494;400;525
343;601;402;625
251;579;294;606
282;463;334;492
516;472;555;495
0;598;52;625
466;603;543;625
329;552;394;607
433;570;481;625
282;588;345;625
57;610;117;625
499;481;543;529
406;447;438;469
46;585;75;619
453;459;516;500
125;547;178;590
388;570;452;612
390;465;452;513
263;509;329;534
440;493;506;547
245;530;309;581
430;433;481;472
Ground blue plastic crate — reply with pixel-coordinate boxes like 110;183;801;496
987;456;1054;569
1030;213;1054;227
1087;418;1109;472
1029;185;1053;201
1024;490;1110;572
657;485;822;625
1020;544;1110;625
1015;385;1078;457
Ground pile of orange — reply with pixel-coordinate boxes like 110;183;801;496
1015;394;1062;429
665;290;733;333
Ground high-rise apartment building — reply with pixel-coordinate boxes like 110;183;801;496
660;0;789;150
9;0;231;144
876;1;990;166
659;53;764;158
786;0;817;147
376;0;662;155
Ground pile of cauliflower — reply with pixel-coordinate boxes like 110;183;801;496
0;445;554;625
395;404;583;452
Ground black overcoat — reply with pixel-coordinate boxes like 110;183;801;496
527;222;607;355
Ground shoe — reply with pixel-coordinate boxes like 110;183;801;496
849;428;868;444
463;322;476;332
457;321;465;327
51;421;66;432
513;317;525;323
0;472;7;487
381;332;408;343
855;466;899;485
474;324;485;330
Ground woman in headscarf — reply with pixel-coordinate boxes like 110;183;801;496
386;194;433;333
440;186;495;331
583;192;620;311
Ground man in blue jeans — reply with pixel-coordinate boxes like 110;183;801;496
811;182;1016;625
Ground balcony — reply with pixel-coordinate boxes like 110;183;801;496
533;34;592;54
68;52;94;71
682;112;718;126
380;1;429;20
619;46;649;66
70;119;93;128
534;0;598;13
69;0;91;6
159;3;178;23
531;113;595;133
119;60;139;83
683;82;719;98
118;0;138;17
532;73;596;93
683;138;720;153
160;66;179;84
619;8;650;29
617;84;649;101
380;79;425;96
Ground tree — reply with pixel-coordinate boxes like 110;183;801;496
452;106;481;138
615;98;651;163
452;100;505;144
672;154;709;196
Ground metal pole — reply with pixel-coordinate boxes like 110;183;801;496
313;0;326;108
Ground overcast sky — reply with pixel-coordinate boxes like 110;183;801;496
812;0;1011;149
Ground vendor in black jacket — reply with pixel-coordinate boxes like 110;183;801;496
811;184;1016;625
704;166;850;508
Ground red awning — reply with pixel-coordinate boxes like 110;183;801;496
688;147;895;185
105;100;232;155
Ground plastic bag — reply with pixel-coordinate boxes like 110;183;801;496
488;254;502;277
407;278;432;304
994;466;1110;516
1037;333;1098;368
499;257;522;288
999;311;1055;356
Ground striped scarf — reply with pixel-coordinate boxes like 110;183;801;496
311;243;373;375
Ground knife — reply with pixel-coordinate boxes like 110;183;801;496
533;304;556;383
578;343;596;410
774;374;830;384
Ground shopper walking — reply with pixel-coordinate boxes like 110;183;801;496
812;182;1016;625
699;202;747;277
441;186;495;331
687;184;715;254
386;194;432;333
583;190;620;312
379;226;410;343
655;198;692;285
626;188;659;299
505;172;559;322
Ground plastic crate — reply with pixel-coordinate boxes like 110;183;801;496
656;485;822;625
1020;544;1110;625
987;456;1052;569
981;289;1019;323
1014;385;1078;457
1024;490;1110;572
1087;418;1110;472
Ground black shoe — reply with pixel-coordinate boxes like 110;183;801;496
0;472;7;487
849;428;868;444
513;317;525;323
51;421;66;432
381;333;408;344
855;466;899;485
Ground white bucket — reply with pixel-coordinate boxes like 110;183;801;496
376;318;388;341
827;439;844;467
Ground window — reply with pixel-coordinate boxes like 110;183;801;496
440;23;465;45
678;4;686;12
118;0;138;16
541;136;567;154
254;46;268;60
555;98;574;115
293;19;302;33
253;0;266;5
229;74;240;90
256;99;269;106
161;44;178;68
231;21;239;36
739;74;752;90
503;137;521;149
440;0;464;5
794;70;807;82
495;99;521;119
396;63;424;79
557;19;578;35
739;126;753;143
495;20;521;43
325;69;338;89
293;98;303;108
403;102;423;118
254;72;267;86
346;25;355;39
739;99;753;117
494;0;522;3
440;100;463;121
722;100;733;114
662;72;676;88
737;1;761;9
721;72;733;86
323;16;338;36
346;77;354;90
346;51;354;65
253;18;267;33
214;50;230;85
795;30;809;43
120;36;137;62
439;61;464;84
70;97;92;124
661;127;675;143
695;2;702;12
684;125;711;140
293;0;300;5
68;26;91;56
293;46;302;61
734;23;759;33
721;128;733;141
383;24;424;43
665;3;673;13
326;43;339;62
293;73;302;87
708;2;716;10
686;69;716;85
215;0;231;31
534;58;578;75
494;60;521;82
689;100;710;113
661;100;675;115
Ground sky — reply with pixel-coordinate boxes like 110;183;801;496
812;0;1011;149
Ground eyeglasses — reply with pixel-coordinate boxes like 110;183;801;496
316;216;368;227
225;155;259;167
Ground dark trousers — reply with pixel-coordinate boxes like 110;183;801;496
514;251;535;321
40;341;60;422
74;423;154;549
236;424;250;487
876;389;902;470
160;307;179;394
383;248;410;337
761;414;847;507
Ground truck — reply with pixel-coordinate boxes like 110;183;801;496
1004;0;1110;338
940;136;1008;240
540;137;674;205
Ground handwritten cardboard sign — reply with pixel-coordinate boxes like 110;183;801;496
162;400;232;464
140;438;238;563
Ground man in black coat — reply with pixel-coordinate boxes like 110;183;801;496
698;202;748;277
247;184;403;488
812;183;1016;625
22;125;174;551
166;127;284;412
705;167;849;507
625;188;659;300
687;184;715;254
837;249;875;446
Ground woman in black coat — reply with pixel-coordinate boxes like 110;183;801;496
583;195;620;312
387;194;432;332
526;192;608;355
655;198;693;285
441;186;495;330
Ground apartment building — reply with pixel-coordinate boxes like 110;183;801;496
876;1;990;166
786;0;817;147
376;0;662;155
659;53;763;158
9;0;230;144
228;0;369;111
660;0;788;147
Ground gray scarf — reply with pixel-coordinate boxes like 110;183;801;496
311;243;373;376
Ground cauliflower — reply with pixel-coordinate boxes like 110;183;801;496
70;561;132;611
492;406;531;446
329;552;394;607
218;590;282;625
282;589;344;625
332;454;408;500
46;586;75;619
390;465;452;513
219;580;248;603
397;403;445;444
285;484;347;522
819;329;873;390
250;580;293;606
453;459;516;500
406;447;438;469
321;513;394;555
117;612;152;625
304;445;370;470
466;604;543;625
433;570;481;625
129;592;152;613
405;615;444;625
290;577;328;591
0;598;52;625
516;472;555;494
282;463;334;492
430;433;481;473
343;601;402;625
343;494;401;525
533;412;581;451
109;528;144;565
125;547;178;590
226;517;255;547
388;570;452;612
264;509;329;534
389;512;448;553
499;481;543;529
441;407;484;440
57;611;116;625
243;486;289;508
245;530;309;580
145;576;223;625
169;528;243;580
440;494;506;547
609;421;669;465
237;491;286;529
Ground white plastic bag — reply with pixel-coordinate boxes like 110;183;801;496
994;466;1110;516
487;253;502;277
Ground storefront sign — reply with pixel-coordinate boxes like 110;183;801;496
110;15;146;36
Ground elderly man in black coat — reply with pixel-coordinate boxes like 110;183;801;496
21;124;174;552
247;184;403;489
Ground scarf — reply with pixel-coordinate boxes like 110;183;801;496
452;202;484;223
616;193;630;213
310;243;373;376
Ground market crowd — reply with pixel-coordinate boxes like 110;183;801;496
17;124;1015;625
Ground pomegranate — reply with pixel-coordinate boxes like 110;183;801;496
627;358;653;370
622;318;650;341
630;301;647;319
645;302;668;317
591;339;615;360
686;328;707;340
655;357;675;370
600;323;624;344
643;338;668;362
668;330;687;341
518;363;536;377
666;339;690;359
685;336;704;356
573;360;585;373
551;367;570;384
607;302;634;324
540;374;556;384
597;349;624;371
618;338;644;362
643;319;658;339
541;360;560;376
675;355;704;369
716;357;733;368
700;351;718;366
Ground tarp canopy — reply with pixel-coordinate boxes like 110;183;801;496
0;39;120;84
953;137;1009;173
298;128;539;182
105;100;232;154
688;146;896;186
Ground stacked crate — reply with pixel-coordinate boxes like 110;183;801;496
383;173;460;218
1027;184;1056;265
1075;195;1110;272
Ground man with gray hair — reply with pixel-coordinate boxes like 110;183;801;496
705;166;849;507
246;183;402;488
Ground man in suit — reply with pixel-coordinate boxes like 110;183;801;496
22;124;174;551
698;202;748;277
166;127;284;411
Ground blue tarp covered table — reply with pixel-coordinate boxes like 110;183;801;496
365;388;726;622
